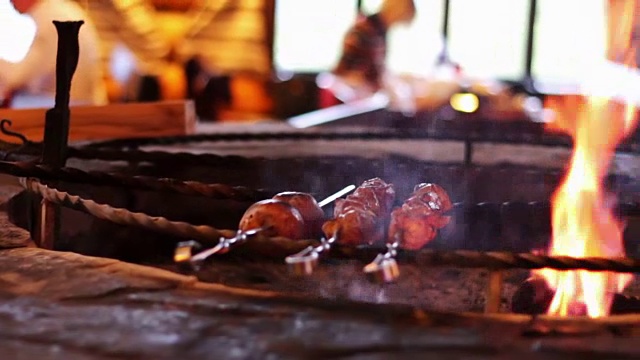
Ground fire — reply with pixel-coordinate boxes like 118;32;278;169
536;96;636;317
535;0;640;317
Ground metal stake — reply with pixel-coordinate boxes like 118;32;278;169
37;21;84;249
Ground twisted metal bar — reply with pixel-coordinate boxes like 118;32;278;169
21;178;236;242
0;160;271;201
408;250;640;272
67;147;261;168
81;129;572;149
20;177;640;273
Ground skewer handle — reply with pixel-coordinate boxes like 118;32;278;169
285;235;337;276
174;240;202;264
283;185;355;275
285;246;320;276
363;239;401;283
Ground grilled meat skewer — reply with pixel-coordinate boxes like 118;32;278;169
322;178;396;246
176;186;356;268
272;192;325;238
389;183;453;250
239;199;307;240
364;182;453;283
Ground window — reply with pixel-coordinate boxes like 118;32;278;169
272;0;614;88
361;0;445;77
273;0;445;76
447;0;530;80
273;0;357;73
532;0;607;88
0;0;36;63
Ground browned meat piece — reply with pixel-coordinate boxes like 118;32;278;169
322;209;382;246
272;191;325;238
334;192;379;216
359;177;396;215
399;198;451;229
411;183;453;213
389;183;452;250
388;208;437;250
323;178;395;246
239;199;305;240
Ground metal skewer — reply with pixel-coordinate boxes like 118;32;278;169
190;227;263;270
173;227;265;270
285;230;339;276
318;184;355;207
174;185;355;269
284;185;357;275
363;234;401;284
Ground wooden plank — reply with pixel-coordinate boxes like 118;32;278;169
0;100;196;144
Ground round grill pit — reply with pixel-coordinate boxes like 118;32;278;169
6;134;640;315
2;130;640;359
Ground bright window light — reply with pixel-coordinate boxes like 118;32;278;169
448;0;530;80
532;0;607;86
270;0;611;88
0;0;36;63
273;0;358;73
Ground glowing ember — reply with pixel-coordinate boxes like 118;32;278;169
535;0;640;317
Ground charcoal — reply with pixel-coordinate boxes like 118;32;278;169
512;276;640;315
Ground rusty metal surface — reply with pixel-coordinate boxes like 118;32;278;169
0;160;271;201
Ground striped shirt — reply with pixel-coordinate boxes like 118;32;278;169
81;0;171;75
78;0;271;77
179;0;271;76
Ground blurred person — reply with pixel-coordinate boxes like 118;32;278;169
179;0;268;76
0;0;108;107
80;0;174;101
331;0;417;102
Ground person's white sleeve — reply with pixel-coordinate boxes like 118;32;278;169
0;27;57;94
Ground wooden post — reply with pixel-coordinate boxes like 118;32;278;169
484;270;504;314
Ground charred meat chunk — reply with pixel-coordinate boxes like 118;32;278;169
389;183;452;250
323;178;396;246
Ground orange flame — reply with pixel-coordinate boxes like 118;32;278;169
535;0;639;317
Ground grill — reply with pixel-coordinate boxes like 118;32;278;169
7;131;640;267
2;21;640;359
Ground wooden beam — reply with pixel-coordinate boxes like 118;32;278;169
0;100;196;144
